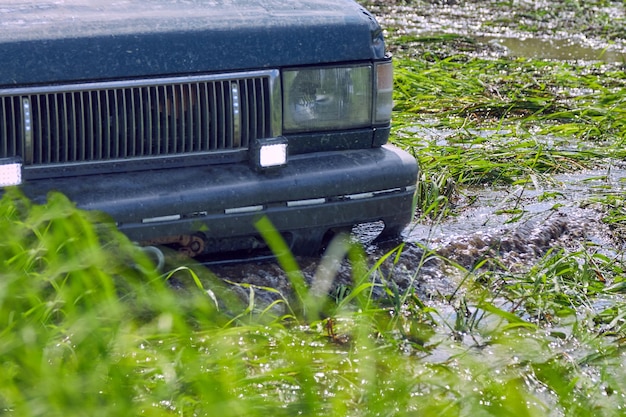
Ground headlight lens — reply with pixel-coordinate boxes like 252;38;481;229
282;65;372;132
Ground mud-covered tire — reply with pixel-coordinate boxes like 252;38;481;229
373;217;407;244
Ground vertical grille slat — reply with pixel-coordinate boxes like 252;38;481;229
186;84;194;152
209;83;218;150
225;81;233;148
200;83;210;151
190;86;203;152
0;98;11;157
104;90;112;159
61;95;68;161
77;93;85;161
0;71;275;168
112;90;120;158
33;96;42;162
161;85;169;154
45;95;54;163
247;79;256;144
169;85;176;154
260;78;268;137
119;89;127;158
216;81;225;149
152;86;160;155
129;88;137;157
83;92;91;160
142;88;150;156
95;91;103;160
240;80;249;147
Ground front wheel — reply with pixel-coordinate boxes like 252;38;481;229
373;217;408;244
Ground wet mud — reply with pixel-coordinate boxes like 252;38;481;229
204;196;615;309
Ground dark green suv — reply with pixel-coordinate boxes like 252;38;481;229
0;0;418;257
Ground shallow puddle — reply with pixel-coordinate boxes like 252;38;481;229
476;35;625;63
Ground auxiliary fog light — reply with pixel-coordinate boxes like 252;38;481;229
0;159;23;187
252;138;288;170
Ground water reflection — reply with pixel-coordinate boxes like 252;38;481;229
477;36;625;63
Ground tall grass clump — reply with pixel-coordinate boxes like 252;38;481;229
414;170;457;220
0;189;241;416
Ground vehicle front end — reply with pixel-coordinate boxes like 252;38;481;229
0;0;418;257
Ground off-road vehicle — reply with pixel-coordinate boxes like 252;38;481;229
0;0;418;258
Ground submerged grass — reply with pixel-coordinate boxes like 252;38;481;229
393;49;626;159
393;42;626;218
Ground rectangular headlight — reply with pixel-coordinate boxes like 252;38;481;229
0;159;22;187
282;65;372;133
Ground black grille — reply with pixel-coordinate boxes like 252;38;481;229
0;72;275;166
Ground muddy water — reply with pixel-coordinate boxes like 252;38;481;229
208;164;623;308
475;36;625;63
197;0;626;308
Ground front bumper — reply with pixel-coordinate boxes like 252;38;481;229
21;145;418;252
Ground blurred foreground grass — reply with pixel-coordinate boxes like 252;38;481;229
3;188;626;416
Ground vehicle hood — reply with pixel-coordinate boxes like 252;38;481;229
0;0;386;86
